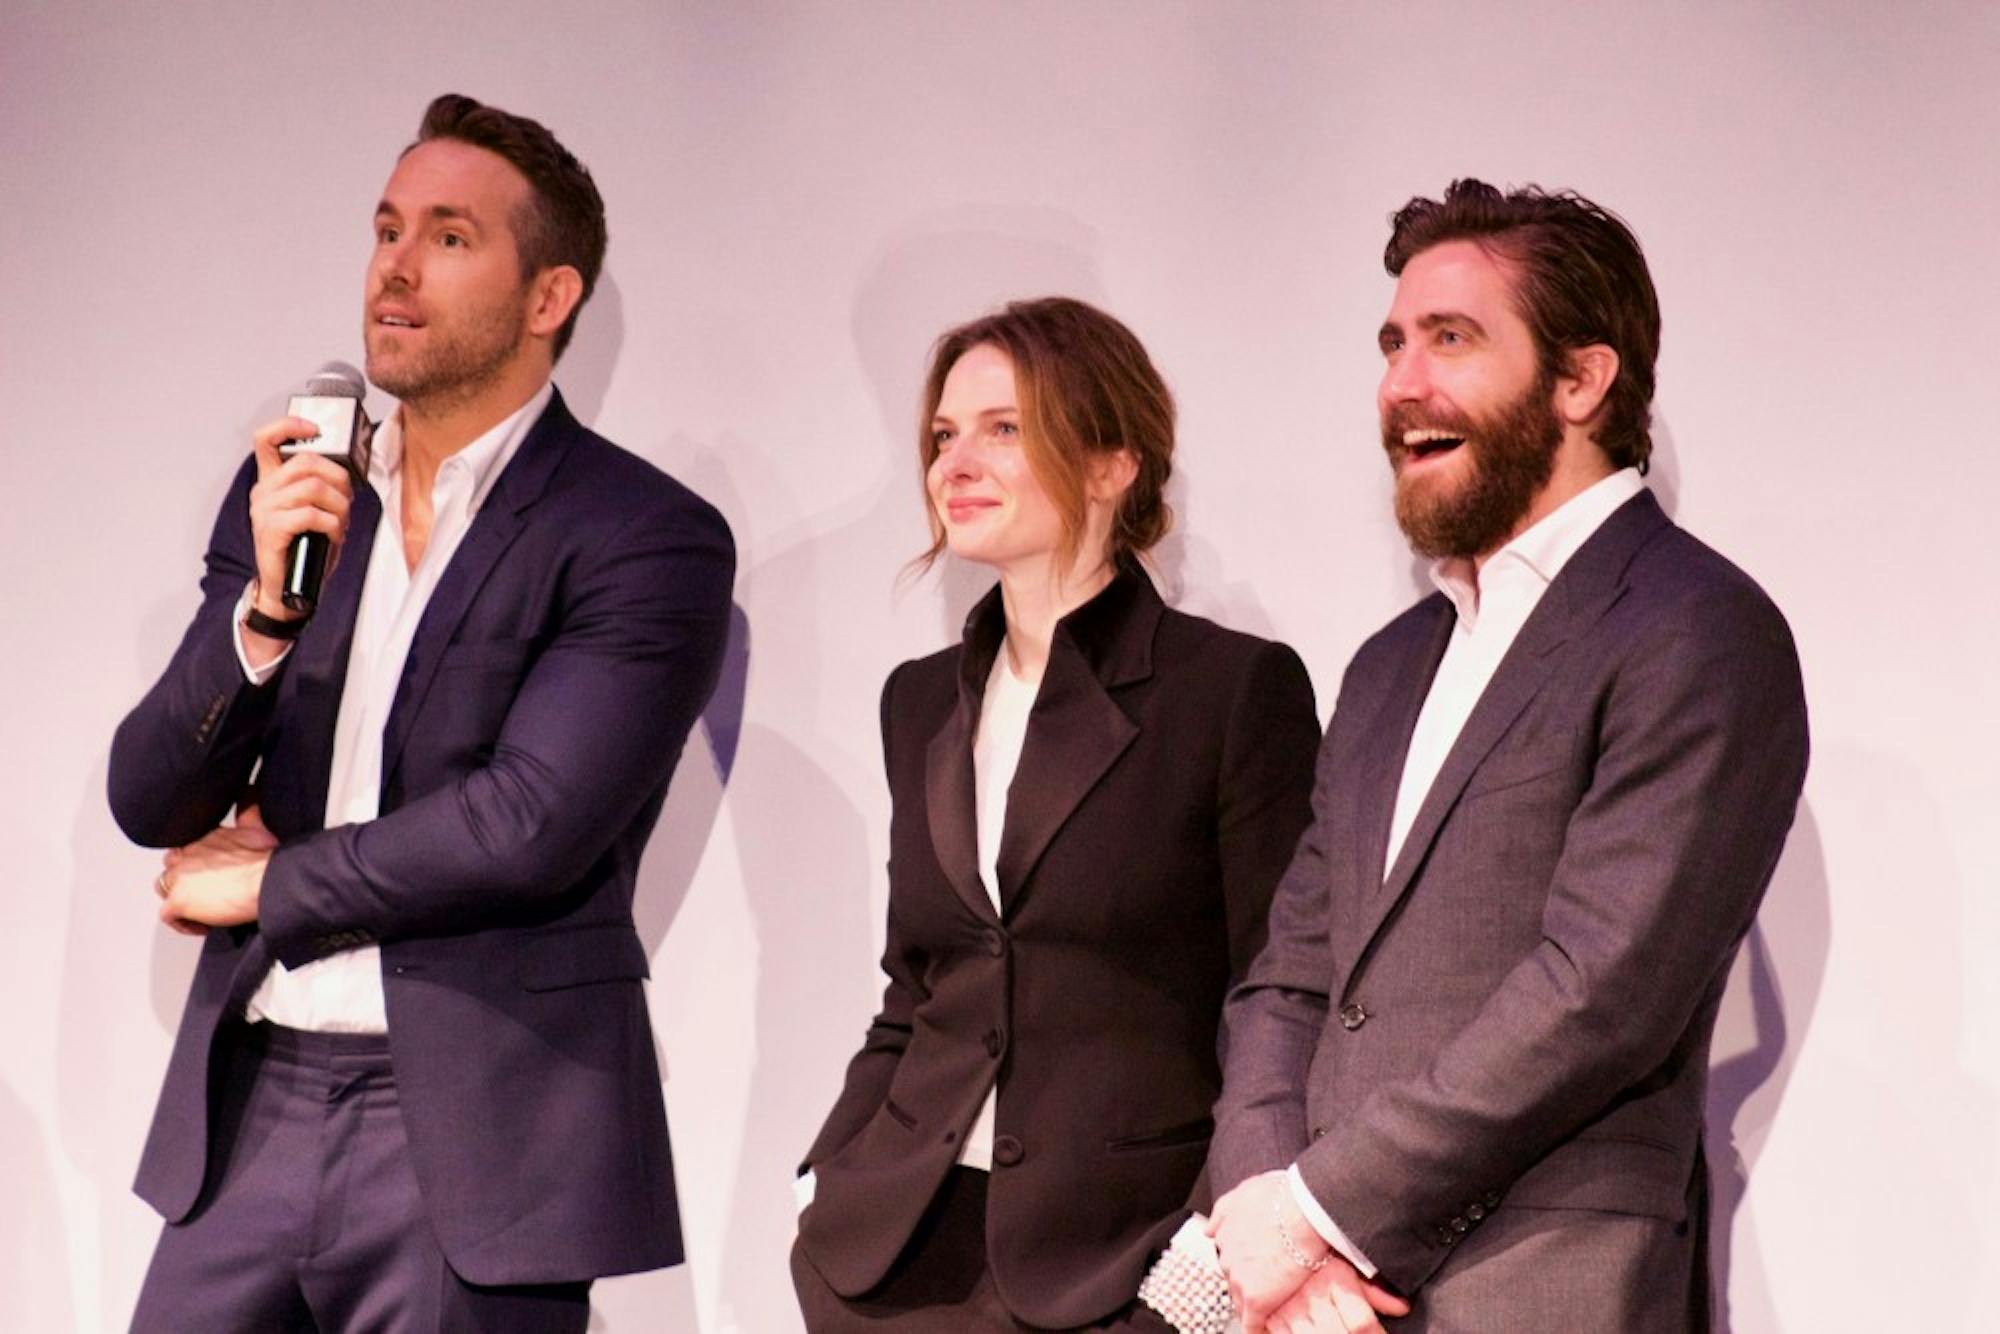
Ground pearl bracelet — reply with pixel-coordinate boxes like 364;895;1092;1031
1274;1188;1328;1271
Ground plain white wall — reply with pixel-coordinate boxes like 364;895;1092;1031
3;2;1995;1329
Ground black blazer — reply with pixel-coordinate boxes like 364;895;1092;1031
796;565;1319;1328
110;391;735;1286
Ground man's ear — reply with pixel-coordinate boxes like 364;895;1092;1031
526;265;585;343
1087;447;1140;503
1555;344;1619;428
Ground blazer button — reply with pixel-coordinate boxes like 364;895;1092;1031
983;1028;1004;1058
1311;1126;1327;1140
1338;1003;1369;1031
983;929;1005;957
991;1135;1024;1167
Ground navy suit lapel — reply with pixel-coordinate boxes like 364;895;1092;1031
285;484;381;829
1347;492;1667;973
379;392;578;800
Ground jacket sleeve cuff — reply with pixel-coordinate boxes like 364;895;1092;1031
1287;1163;1378;1278
231;581;292;685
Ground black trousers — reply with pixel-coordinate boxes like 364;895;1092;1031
791;1166;1174;1332
130;1023;590;1333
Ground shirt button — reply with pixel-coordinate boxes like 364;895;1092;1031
1339;1003;1369;1031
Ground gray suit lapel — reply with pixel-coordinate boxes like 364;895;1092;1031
1347;491;1667;977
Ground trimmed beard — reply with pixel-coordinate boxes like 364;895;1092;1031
366;290;528;412
1383;366;1562;560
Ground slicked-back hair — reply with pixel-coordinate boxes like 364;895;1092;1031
1386;179;1660;472
917;297;1175;573
413;93;606;361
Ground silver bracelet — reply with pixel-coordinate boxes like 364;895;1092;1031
1274;1188;1328;1271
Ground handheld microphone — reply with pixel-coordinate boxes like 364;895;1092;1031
279;361;372;615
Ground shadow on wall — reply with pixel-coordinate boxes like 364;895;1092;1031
557;271;626;430
1707;746;1992;1333
846;209;1112;640
61;574;236;1326
1705;802;1830;1334
0;1080;74;1332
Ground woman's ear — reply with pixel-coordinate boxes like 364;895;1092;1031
1088;447;1140;503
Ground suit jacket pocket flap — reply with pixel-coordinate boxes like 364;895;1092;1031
1502;1133;1691;1221
520;924;651;992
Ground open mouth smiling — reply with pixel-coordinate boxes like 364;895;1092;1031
1403;427;1466;461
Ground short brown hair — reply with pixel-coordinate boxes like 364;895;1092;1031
1385;179;1660;472
917;297;1174;572
414;94;606;361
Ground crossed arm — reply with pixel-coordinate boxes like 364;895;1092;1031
115;456;735;958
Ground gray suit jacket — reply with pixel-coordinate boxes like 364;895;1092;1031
1211;490;1808;1324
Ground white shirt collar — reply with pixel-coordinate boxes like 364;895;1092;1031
366;380;555;515
1430;467;1646;626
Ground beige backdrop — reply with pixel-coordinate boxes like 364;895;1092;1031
3;2;1995;1329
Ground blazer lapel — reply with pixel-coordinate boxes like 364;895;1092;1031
1346;599;1454;916
378;392;577;799
992;569;1154;910
1348;492;1667;974
285;484;381;829
926;590;1005;923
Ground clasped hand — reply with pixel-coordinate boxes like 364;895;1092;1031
154;808;276;935
1206;1170;1411;1333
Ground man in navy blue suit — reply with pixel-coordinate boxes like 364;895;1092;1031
113;94;734;1331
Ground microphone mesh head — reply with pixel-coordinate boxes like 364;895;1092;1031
301;360;366;399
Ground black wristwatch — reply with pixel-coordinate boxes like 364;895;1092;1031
243;603;310;641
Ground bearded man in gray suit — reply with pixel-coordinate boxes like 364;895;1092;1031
1205;181;1808;1334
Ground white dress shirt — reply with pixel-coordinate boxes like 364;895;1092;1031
236;382;553;1032
957;646;1040;1170
1288;468;1647;1274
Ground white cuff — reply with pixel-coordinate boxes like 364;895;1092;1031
1285;1164;1377;1278
793;1167;817;1216
233;582;292;685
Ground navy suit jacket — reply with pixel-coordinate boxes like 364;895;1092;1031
1212;491;1808;1324
110;390;734;1286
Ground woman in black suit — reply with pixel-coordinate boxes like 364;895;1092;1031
793;297;1321;1331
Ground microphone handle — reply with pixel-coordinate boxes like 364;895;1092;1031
281;531;331;615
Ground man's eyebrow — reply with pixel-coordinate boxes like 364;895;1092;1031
1415;310;1486;336
372;202;481;228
